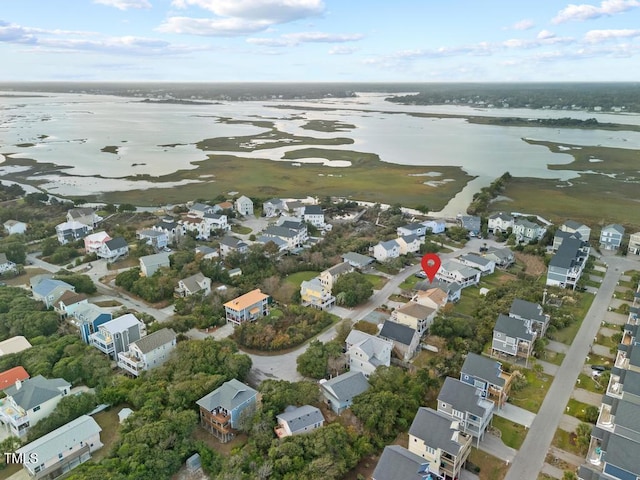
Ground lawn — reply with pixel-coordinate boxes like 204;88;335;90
551;293;595;345
541;350;565;366
577;373;607;394
566;398;597;422
92;408;122;462
491;416;528;450
231;224;252;234
552;428;588;457
363;273;387;290
508;368;553;414
388;294;409;303
468;448;510;480
399;275;420;290
284;270;320;287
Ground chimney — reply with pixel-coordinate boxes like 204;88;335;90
15;379;22;390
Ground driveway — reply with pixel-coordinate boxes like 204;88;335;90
495;404;536;428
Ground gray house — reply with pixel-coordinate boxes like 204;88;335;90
460;352;512;408
509;298;550;336
372;445;444;480
600;224;625;250
459;215;481;237
559;220;591;242
492;314;537;366
437;377;494;446
546;236;590;290
379;320;421;361
275;405;324;438
320;371;369;414
513;218;546;243
484;246;515;269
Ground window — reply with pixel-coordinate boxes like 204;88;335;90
33;406;41;412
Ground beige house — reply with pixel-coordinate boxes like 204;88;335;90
393;302;437;335
629;232;640;255
175;272;211;297
117;328;177;377
412;288;448;311
224;289;270;326
319;261;353;291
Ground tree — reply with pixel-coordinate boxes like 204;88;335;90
333;272;373;307
54;273;97;294
352;320;378;336
1;242;26;264
575;423;592;453
296;340;343;379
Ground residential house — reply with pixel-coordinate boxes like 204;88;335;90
0;336;32;356
275;405;325;438
83;231;111;254
408;407;473;480
175;272;211;297
379;321;420;361
55;291;88;318
66;207;101;227
152;216;184;244
235;195;254;216
459;215;481;237
373;445;444;480
32;277;75;308
488;212;514;234
341;252;375;270
373;239;400;262
89;313;145;360
262;225;306;250
484;246;515;269
600;224;625;250
303;205;325;228
283;200;305;217
196;378;259;443
180;214;209;240
256;235;288;253
547;236;590;290
70;304;112;344
203;212;229;232
0;366;29;391
457;253;495;275
460;352;512;408
412;287;449;311
188;202;215;217
437;377;494;446
553;230;584;252
137;229;169;251
513;218;546;243
319;261;353;291
397;223;428;238
300;278;335;310
509;298;550;336
55;221;92;245
219;235;248;258
492;314;537;366
117;328;177;377
15;415;102;479
139;251;171;277
263;198;284;217
0;375;71;437
4;219;28;235
560;220;591;242
396;234;422;255
224;289;270;326
413;280;462;303
195;245;219;260
436;260;481;288
628;232;640;255
392;302;437;335
319;371;369;414
345;330;392;377
97;237;128;263
214;201;234;212
0;253;17;274
422;219;446;234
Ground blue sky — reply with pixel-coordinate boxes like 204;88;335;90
2;0;640;82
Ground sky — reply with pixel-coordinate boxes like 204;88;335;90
2;0;640;82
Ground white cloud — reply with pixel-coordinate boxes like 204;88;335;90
94;0;152;10
584;28;640;42
537;30;556;39
171;0;324;23
552;0;640;23
328;46;356;55
509;19;535;30
247;31;363;46
158;16;270;36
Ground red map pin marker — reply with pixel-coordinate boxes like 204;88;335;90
421;253;441;283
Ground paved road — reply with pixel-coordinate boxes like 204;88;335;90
505;254;640;480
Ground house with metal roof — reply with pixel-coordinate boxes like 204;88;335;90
196;379;258;443
15;414;102;479
373;445;444;480
275;405;325;438
89;313;145;359
379;320;420;361
139;251;171;277
408;407;473;480
32;277;75;308
319;371;369;414
117;328;177;377
460;352;512;409
0;375;71;438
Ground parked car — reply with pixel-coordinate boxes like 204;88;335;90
415;271;427;279
591;365;609;372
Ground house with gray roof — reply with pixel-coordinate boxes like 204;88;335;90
262;225;306;250
235;195;254;216
342;252;375;270
600;224;625;251
513;218;546;243
3;219;27;236
152;216;184;243
319;261;353;291
0;252;17;274
97;236;129;263
397;223;428;238
303;204;325;227
219;235;248;257
396;234;422;255
197;379;258;443
320;371;369;414
32;277;75;308
422;219;446;234
547;236;590;290
66;207;101;227
373;445;444;480
492;313;537;365
459;215;481;237
188;202;215;217
488;212;514;234
256;235;288;253
137;228;169;251
70;303;112;344
15;415;102;478
460;352;512;408
436;260;481;288
437;377;494;446
262;198;284;217
408;407;473;480
484;246;515;269
553;229;584;251
117;327;177;377
345;330;392;377
139;251;171;277
560;219;591;242
379;320;420;361
457;253;495;275
275;405;325;438
90;313;145;360
392;301;437;335
510;298;550;336
175;272;211;297
0;375;71;437
195;245;218;259
55;221;92;245
373;239;400;262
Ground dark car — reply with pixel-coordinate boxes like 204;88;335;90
591;365;609;372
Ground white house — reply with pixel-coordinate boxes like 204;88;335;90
345;330;392;378
203;212;230;232
457;253;495;275
488;212;514;234
600;224;625;250
97;237;129;263
0;253;17;274
629;232;640;255
263;198;284;217
66;207;102;227
175;272;212;297
139;252;171;277
436;260;481;288
373;240;400;262
137;229;169;251
422;219;446;234
220;236;248;257
513;219;546;243
180;214;209;240
560;220;591;242
3;220;27;235
235;195;254;216
302;205;325;228
83;231;111;254
15;415;102;478
90;313;146;360
117;328;177;377
152;216;184;244
275;405;325;438
55;221;92;245
397;223;427;238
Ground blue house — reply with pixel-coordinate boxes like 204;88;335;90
600;224;625;251
196;379;258;443
320;371;370;414
71;304;113;344
460;352;512;409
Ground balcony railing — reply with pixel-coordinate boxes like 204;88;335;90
597;404;614;429
607;375;623;398
615;351;629;369
587;437;604;468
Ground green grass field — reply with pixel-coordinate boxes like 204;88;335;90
284;271;320;287
508;368;553;413
363;273;387;290
491;416;528;450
